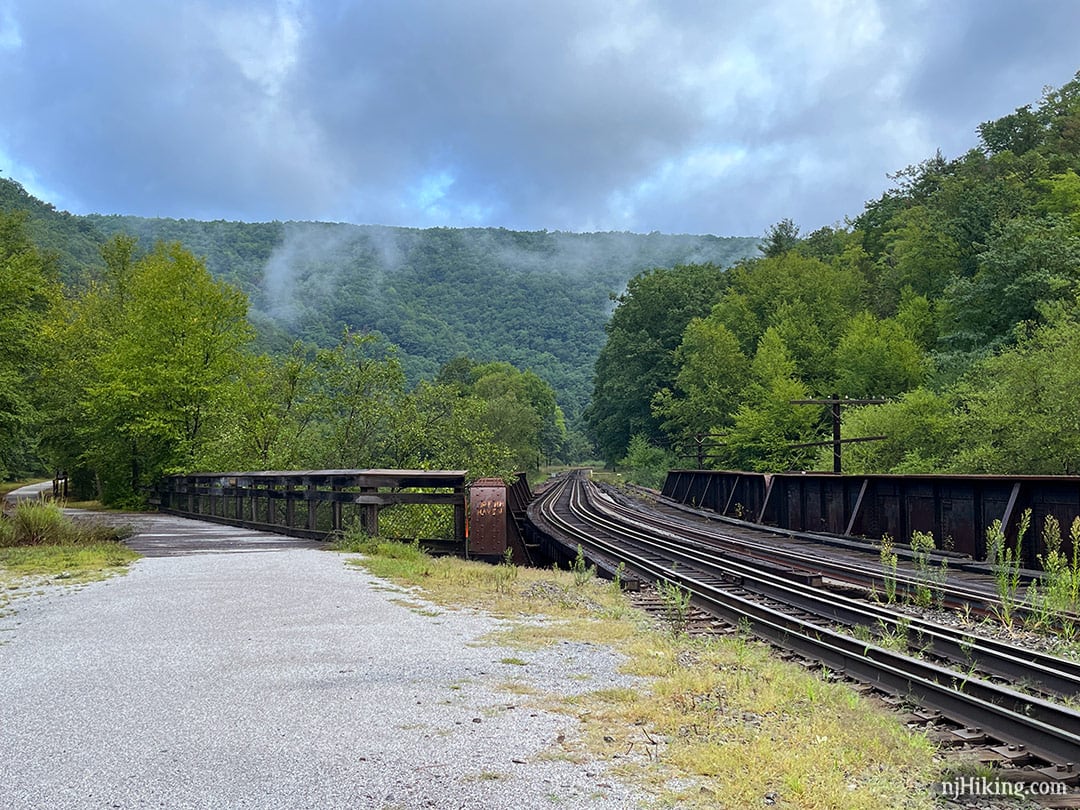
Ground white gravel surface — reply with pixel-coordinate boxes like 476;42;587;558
0;513;647;809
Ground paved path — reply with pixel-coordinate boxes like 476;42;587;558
0;501;641;809
1;479;54;505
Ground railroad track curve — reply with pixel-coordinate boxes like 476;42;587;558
527;470;1080;769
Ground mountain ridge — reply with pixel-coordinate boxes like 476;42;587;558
1;177;761;416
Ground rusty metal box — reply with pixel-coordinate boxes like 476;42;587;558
469;478;508;556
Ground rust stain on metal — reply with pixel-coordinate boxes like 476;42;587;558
469;478;509;557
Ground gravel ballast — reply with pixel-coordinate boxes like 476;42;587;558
0;514;645;809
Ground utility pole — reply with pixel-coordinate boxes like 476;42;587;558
677;433;727;469
790;394;887;473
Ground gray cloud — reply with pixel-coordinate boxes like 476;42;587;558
2;0;1078;236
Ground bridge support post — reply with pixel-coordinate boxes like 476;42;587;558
332;483;343;533
306;481;318;531
454;503;466;544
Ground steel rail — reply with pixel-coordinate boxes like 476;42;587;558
580;481;1080;701
531;471;1080;766
613;483;1048;619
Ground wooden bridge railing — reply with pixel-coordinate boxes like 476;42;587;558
156;469;467;541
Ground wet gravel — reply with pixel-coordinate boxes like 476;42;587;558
0;513;646;809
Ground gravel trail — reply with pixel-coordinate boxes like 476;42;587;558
0;512;644;809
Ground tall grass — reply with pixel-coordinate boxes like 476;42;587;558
986;509;1030;627
878;534;898;604
0;500;137;577
0;500;128;547
1029;515;1080;637
909;530;948;609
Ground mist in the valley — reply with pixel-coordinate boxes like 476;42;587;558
251;222;759;413
257;222;758;325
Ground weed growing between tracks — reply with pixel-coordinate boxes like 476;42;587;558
342;537;942;809
987;511;1029;628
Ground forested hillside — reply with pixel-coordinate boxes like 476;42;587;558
84;215;759;416
0;176;757;501
0;179;759;420
589;71;1080;477
0;176;104;282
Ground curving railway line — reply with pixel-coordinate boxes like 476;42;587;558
616;482;1072;626
527;470;1080;771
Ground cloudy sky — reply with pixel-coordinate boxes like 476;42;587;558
1;1;1078;237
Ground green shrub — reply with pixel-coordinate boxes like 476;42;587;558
909;530;947;608
0;500;132;548
1030;515;1080;634
1;501;72;546
372;503;454;540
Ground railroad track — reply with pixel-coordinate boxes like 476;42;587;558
527;470;1080;770
615;482;1075;626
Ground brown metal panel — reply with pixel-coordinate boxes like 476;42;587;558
845;478;869;536
784;479;804;531
876;480;902;542
758;474;777;525
686;474;710;509
802;478;823;532
1028;481;1080;564
743;473;768;519
826;483;846;534
939;491;975;557
469;481;508;557
722;475;740;515
662;471;686;500
904;481;937;539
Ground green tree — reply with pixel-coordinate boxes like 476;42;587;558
834;388;956;474
978;104;1046;156
41;239;252;504
794;225;847;262
880;205;959;304
519;369;568;463
651;315;747;444
618;433;675;489
1036;170;1080;227
760;218;799;257
406;381;518;478
429;357;566;471
951;306;1080;474
941;215;1080;352
200;343;323;471
720;329;822;472
469;363;544;471
708;252;868;362
648;313;751;451
833;312;926;398
894;288;938;351
306;332;412;469
0;211;58;478
771;299;837;389
586;264;726;461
